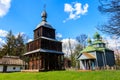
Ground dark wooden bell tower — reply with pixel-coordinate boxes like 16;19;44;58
24;10;64;71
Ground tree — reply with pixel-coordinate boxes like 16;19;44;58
74;34;87;69
98;0;120;68
97;0;120;37
68;38;75;67
62;38;78;57
111;36;120;67
15;33;26;57
0;31;26;57
76;34;87;48
62;34;87;68
0;48;3;58
73;44;83;69
5;30;16;56
62;38;79;68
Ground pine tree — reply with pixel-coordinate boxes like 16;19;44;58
5;30;15;56
15;33;25;57
0;31;26;57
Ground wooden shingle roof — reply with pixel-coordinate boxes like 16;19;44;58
78;53;96;60
0;56;24;66
83;53;96;59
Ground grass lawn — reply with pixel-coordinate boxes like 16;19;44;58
0;70;120;80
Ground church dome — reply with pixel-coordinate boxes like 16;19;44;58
36;10;53;29
87;37;92;45
36;21;53;29
93;32;101;40
41;10;47;21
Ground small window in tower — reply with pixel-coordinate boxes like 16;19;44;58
37;30;40;37
100;44;103;47
103;44;105;47
96;44;99;47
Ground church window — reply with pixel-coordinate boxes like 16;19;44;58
96;44;99;47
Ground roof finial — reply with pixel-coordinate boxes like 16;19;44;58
41;4;47;22
87;37;92;45
43;4;46;11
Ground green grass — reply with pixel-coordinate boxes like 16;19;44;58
0;70;120;80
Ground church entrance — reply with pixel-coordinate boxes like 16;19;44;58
81;59;96;70
44;53;62;70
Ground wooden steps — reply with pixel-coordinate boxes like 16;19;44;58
21;69;39;72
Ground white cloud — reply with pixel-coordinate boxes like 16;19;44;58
63;2;89;23
103;36;120;50
0;0;11;17
0;38;5;48
62;38;79;57
0;38;5;44
0;29;8;47
27;39;33;42
64;3;74;12
56;33;62;39
0;29;8;37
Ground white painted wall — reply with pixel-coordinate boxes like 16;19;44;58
0;65;3;72
7;66;24;72
80;61;85;70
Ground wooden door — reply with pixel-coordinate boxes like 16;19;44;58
3;65;7;72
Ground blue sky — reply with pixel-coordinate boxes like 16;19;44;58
0;0;107;44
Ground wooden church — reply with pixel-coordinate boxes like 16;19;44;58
24;10;64;71
77;32;115;70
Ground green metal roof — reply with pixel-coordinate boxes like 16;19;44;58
81;45;111;53
81;45;96;53
80;32;112;53
92;40;105;45
81;38;111;53
93;32;101;40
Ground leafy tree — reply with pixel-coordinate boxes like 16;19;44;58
98;0;120;37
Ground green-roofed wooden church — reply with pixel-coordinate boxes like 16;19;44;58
77;32;115;70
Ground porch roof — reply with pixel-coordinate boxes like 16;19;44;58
78;53;96;60
24;48;64;55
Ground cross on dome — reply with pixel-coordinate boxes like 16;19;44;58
41;4;47;22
